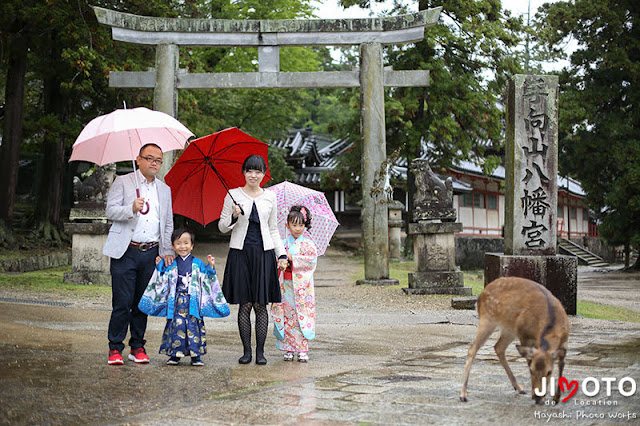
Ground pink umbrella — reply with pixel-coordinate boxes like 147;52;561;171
69;106;194;213
266;181;340;255
69;107;193;165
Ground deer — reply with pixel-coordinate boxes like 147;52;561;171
459;276;569;405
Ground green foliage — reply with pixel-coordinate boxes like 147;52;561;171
389;0;523;166
180;88;312;142
535;0;640;252
174;0;328;144
326;0;525;191
266;146;297;185
0;0;324;235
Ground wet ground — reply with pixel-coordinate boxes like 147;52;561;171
1;245;639;425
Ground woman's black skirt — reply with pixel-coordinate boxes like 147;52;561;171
222;246;281;305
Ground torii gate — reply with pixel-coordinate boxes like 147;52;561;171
93;6;442;284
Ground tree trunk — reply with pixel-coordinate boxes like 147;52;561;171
36;134;66;226
0;31;28;226
35;54;68;232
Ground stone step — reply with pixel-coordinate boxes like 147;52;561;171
451;296;477;310
558;239;609;267
408;271;464;289
403;287;472;296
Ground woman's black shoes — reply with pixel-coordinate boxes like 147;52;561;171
239;349;266;365
256;352;267;365
238;353;252;364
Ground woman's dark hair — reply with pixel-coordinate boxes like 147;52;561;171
171;227;195;244
242;154;267;173
287;205;312;230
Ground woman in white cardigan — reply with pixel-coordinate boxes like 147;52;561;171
219;155;288;365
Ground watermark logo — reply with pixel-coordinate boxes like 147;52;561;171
534;376;636;402
533;376;637;422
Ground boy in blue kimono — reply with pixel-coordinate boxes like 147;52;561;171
139;228;230;366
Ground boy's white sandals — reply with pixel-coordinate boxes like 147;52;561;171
298;352;309;362
283;352;294;361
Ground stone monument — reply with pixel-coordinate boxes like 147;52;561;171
403;159;471;295
485;75;577;314
63;165;115;286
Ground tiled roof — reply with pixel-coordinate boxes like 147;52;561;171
271;129;323;165
271;130;585;197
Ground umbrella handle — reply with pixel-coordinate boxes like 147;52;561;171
136;188;150;215
227;191;244;216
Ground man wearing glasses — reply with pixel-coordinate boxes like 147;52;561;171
103;143;175;365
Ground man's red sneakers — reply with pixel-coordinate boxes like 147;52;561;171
108;350;124;365
128;347;150;364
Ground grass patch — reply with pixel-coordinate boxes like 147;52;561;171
577;300;640;323
463;272;485;296
0;250;28;260
0;267;110;297
349;259;417;290
355;261;640;322
388;260;413;290
353;259;486;296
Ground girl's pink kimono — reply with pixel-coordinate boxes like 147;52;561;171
271;233;317;353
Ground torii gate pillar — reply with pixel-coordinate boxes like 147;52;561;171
358;42;393;283
154;44;179;176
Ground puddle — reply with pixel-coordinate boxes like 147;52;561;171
571;338;640;369
14;320;103;331
0;297;72;307
374;374;431;383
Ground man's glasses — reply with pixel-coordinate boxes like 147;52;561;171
140;155;163;165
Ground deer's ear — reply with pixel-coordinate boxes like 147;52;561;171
516;345;535;360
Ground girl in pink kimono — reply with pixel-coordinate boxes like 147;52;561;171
272;205;317;362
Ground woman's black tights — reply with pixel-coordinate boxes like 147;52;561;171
238;302;269;364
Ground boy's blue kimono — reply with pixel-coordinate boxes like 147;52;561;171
139;257;230;319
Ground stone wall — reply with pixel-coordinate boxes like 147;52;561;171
581;236;604;258
581;236;628;263
455;236;504;269
0;251;71;273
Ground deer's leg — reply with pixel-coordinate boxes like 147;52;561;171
460;319;496;402
553;352;567;404
494;332;524;394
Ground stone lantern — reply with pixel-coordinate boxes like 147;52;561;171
403;159;471;295
63;165;115;285
388;200;404;259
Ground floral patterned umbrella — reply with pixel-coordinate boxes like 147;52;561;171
266;181;340;255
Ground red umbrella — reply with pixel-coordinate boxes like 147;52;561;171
165;127;271;226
